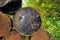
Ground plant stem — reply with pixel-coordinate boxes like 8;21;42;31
25;36;29;40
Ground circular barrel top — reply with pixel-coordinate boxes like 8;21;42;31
13;7;42;36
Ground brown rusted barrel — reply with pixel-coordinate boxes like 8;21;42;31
2;31;24;40
0;12;11;37
13;7;42;36
30;29;54;40
0;0;11;7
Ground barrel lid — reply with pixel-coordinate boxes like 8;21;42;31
13;7;42;36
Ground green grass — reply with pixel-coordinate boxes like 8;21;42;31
25;36;29;40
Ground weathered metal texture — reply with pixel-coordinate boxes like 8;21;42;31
30;29;54;40
13;7;42;36
2;31;24;40
0;0;22;15
0;12;11;37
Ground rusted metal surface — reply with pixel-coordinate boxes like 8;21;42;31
13;7;42;36
0;0;22;15
30;29;54;40
2;31;24;40
0;12;11;37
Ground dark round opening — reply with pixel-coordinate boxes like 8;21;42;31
0;0;22;15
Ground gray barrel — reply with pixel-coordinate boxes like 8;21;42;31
13;7;42;36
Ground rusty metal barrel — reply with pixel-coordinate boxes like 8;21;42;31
0;12;11;37
2;31;24;40
30;29;54;40
13;7;42;36
0;0;22;15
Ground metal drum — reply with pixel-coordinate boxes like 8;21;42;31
0;12;11;37
2;31;24;40
30;29;54;40
0;0;22;15
13;7;42;36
